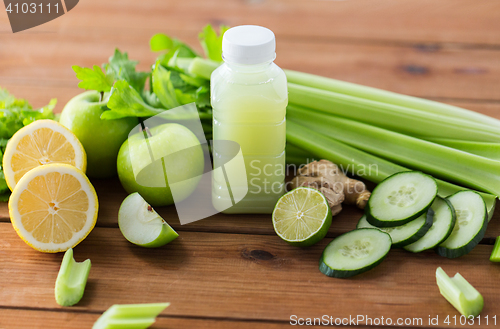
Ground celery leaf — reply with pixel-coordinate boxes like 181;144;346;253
199;24;229;62
103;80;164;120
72;65;114;93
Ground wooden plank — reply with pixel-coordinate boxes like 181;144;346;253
1;0;500;46
0;223;498;327
0;309;291;329
0;177;499;239
2;33;500;102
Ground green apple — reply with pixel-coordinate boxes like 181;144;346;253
118;192;178;248
117;123;204;207
59;91;138;178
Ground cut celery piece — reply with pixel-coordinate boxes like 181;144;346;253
490;237;500;262
436;267;484;317
92;303;170;329
187;57;220;80
55;248;91;307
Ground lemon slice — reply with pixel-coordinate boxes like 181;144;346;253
8;163;98;253
3;120;87;191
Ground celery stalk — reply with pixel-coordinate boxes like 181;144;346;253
288;83;500;143
286;143;314;158
436;267;484;317
490;237;500;262
285;69;500;129
188;57;220;80
425;138;500;161
93;303;170;329
286;121;497;218
287;106;500;197
286;155;315;167
55;248;91;307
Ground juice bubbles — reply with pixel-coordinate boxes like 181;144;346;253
211;25;287;214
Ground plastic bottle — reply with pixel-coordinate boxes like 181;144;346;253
211;25;287;214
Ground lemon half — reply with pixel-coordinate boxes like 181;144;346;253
9;163;98;253
3;119;86;191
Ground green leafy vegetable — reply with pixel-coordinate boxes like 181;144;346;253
150;33;174;52
72;65;114;93
198;24;229;62
0;87;57;201
106;49;150;92
103;80;164;120
152;61;181;109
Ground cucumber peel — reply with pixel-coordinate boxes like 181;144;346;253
357;210;433;248
319;228;392;278
436;191;488;259
55;248;91;307
436;267;484;317
404;197;456;253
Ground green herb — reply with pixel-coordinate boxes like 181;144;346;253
152;61;181;109
72;49;149;96
0;88;56;200
106;49;150;92
198;24;229;62
103;80;164;120
72;65;114;93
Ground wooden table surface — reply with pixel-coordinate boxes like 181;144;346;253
1;1;500;328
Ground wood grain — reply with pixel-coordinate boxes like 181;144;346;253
0;309;293;329
2;33;500;104
0;223;498;328
1;0;500;46
0;177;499;240
1;1;499;327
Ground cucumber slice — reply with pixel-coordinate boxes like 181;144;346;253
357;210;433;248
319;228;391;278
404;197;456;253
366;171;437;227
436;191;488;259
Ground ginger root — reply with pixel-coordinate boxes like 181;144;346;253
290;160;371;216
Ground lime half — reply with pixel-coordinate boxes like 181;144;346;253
272;187;332;247
118;193;179;248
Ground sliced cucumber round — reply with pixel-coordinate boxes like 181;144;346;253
319;228;392;278
366;171;437;227
404;197;456;253
357;210;433;248
436;191;487;259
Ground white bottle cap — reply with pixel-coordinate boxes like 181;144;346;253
222;25;276;65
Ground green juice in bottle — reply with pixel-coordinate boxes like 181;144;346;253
211;25;287;214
